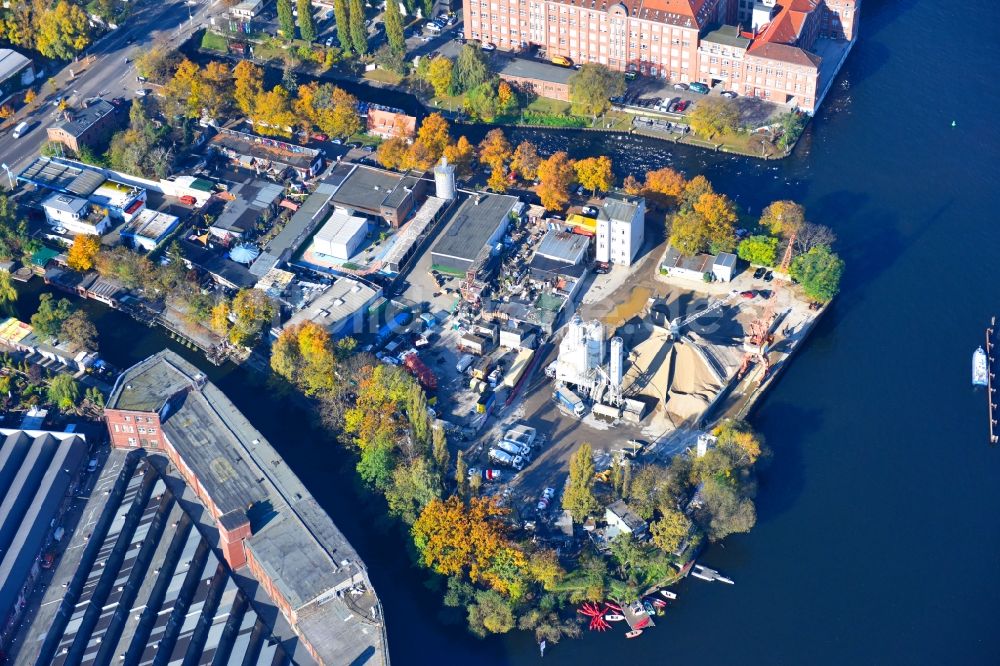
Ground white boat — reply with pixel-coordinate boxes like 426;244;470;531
604;614;626;622
660;590;677;600
625;629;643;639
973;346;988;386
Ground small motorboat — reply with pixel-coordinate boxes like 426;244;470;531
650;598;667;608
660;590;677;600
605;614;626;622
642;600;656;615
626;629;643;639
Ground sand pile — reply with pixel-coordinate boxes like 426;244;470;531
626;336;722;425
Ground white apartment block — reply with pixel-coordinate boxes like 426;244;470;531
596;192;645;266
41;193;110;236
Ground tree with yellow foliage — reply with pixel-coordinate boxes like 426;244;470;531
426;56;454;98
536;151;576;211
573;155;612;196
200;61;232;120
35;0;90;60
23;88;36;104
233;60;264;117
251;86;296;136
442;136;475;179
692;192;738;253
622;174;643;196
406;112;451;169
67;234;101;272
0;105;12;120
163;58;204;119
270;321;339;396
228;288;276;346
210;299;231;338
759;199;805;239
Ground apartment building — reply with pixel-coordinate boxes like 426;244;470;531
467;0;860;113
596;192;645;266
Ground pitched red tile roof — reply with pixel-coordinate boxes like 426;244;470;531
752;0;819;46
747;42;821;68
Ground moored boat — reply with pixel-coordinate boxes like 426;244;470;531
605;614;625;622
973;346;988;386
660;590;677;600
626;629;643;639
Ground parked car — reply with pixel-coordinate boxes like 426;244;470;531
594;261;611;274
721;90;738;98
482;42;496;51
426;22;442;32
753;267;767;280
543;487;555;500
41;552;55;569
624;71;637;80
740;290;756;299
582;205;599;216
689;81;710;94
763;271;774;282
676;100;690;112
673;82;689;91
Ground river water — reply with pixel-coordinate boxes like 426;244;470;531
18;0;1000;662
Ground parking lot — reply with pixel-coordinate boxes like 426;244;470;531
620;76;783;128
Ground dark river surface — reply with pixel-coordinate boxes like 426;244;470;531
18;0;1000;662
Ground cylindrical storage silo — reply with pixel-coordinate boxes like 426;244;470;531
434;157;456;200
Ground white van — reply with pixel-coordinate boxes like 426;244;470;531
11;121;28;139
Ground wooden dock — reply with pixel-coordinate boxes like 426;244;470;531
622;601;654;631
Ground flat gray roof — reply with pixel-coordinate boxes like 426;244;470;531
535;229;589;264
500;58;575;85
18;157;106;197
330;164;404;213
106;351;385;664
431;193;518;263
701;24;751;49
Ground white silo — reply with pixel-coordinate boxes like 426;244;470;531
434;157;456;200
584;320;606;369
609;337;624;387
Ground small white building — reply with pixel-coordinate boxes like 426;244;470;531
596;192;645;267
229;0;264;19
713;252;738;282
89;180;146;222
312;210;369;261
41;193;110;236
119;209;181;251
605;500;648;540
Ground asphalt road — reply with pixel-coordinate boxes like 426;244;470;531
0;0;220;182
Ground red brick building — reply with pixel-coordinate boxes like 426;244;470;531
466;0;860;113
105;351;387;666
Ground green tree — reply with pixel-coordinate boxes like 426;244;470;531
453;44;490;93
562;443;599;521
455;449;468;498
60;310;98;351
568;64;625;117
349;0;367;55
698;477;756;541
384;0;405;53
790;245;844;303
467;590;514;637
357;441;395;490
0;271;16;310
687;97;740;139
431;425;449;477
47;374;80;410
297;0;316;41
333;0;352;52
737;235;779;267
31;294;73;340
384;457;441;524
608;533;643;576
464;82;499;122
228;288;277;346
277;0;295;39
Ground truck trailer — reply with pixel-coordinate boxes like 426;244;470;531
554;387;586;417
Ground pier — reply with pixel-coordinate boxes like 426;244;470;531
987;317;998;444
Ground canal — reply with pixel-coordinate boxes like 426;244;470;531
18;0;1000;662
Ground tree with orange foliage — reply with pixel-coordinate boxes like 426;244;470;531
413;495;526;594
479;128;512;193
692;192;738;253
404;112;451;169
536;151;576;211
376;136;410;170
573;155;612;196
643;167;685;207
510;141;540;182
66;234;101;271
759;200;805;239
622;174;643;196
443;136;475;179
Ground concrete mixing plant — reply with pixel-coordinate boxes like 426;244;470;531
555;315;606;395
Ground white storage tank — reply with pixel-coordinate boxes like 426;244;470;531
434;157;456;200
610;337;624;387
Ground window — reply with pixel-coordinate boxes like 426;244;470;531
124;415;132;422
128;437;136;445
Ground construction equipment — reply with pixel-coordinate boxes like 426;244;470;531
668;291;739;337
